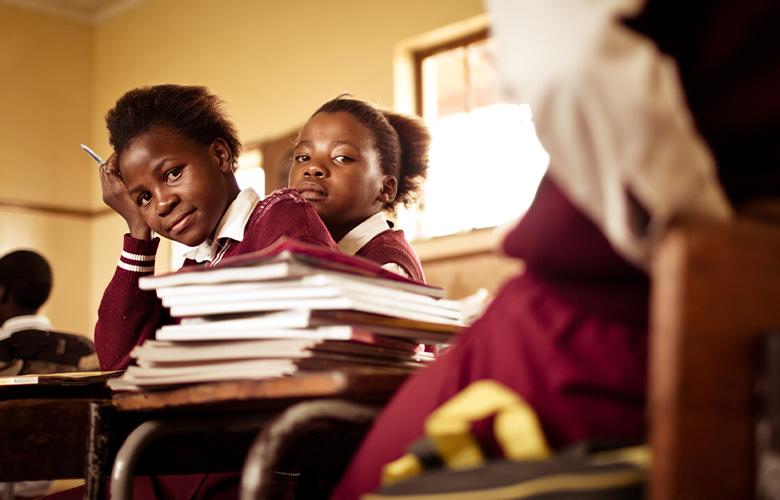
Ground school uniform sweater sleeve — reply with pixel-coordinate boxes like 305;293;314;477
94;235;171;370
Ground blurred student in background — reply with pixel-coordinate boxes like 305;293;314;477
0;249;95;376
0;249;96;499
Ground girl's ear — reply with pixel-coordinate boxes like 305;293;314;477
211;138;234;173
378;175;398;204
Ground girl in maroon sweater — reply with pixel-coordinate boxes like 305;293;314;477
288;97;429;282
94;84;337;372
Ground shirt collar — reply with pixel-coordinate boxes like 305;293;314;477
184;188;261;263
338;211;392;256
0;314;52;341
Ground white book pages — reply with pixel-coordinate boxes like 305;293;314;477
156;309;459;344
142;263;445;298
158;274;460;311
133;337;430;365
118;365;297;387
156;324;357;342
125;358;298;378
168;295;464;324
132;339;321;363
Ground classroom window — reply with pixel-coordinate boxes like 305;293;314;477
170;146;265;270
396;32;549;240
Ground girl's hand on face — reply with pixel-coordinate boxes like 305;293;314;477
99;153;152;240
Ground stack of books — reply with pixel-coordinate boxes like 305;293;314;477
110;239;465;391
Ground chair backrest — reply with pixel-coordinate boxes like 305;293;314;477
649;218;780;499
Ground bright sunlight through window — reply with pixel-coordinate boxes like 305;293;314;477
396;34;548;240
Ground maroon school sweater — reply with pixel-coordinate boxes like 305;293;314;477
355;229;425;283
332;175;649;499
94;188;337;370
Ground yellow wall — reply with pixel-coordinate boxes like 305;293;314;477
0;4;93;208
1;0;486;336
0;4;93;334
90;0;485;206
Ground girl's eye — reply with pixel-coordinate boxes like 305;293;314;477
137;192;152;206
166;167;183;182
293;154;310;163
333;155;353;164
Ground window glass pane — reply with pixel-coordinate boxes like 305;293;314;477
467;38;502;110
422;47;467;119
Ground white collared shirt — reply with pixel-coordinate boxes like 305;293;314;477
183;188;261;264
0;314;52;342
338;212;409;278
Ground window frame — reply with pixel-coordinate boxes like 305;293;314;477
412;28;490;118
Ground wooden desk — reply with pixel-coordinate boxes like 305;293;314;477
0;398;101;482
0;368;406;498
113;369;406;412
101;370;408;500
0;379;112;483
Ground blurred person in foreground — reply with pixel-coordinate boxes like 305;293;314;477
333;0;779;497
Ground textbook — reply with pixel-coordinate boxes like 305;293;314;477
167;293;462;324
158;310;462;344
133;337;428;364
110;360;297;389
157;273;463;323
111;352;422;390
157;274;457;310
116;331;432;391
0;370;122;387
139;237;444;298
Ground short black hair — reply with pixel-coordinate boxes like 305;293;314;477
106;84;242;168
312;97;430;210
0;250;52;312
